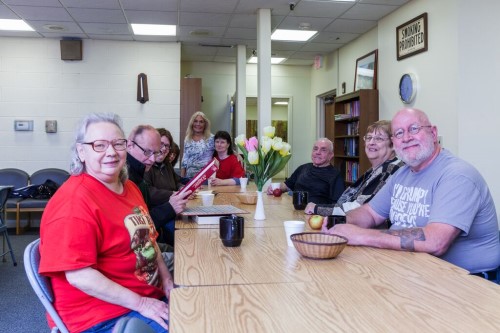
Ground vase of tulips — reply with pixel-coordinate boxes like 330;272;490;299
235;126;292;220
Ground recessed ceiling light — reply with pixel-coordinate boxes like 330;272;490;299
0;19;34;31
248;56;286;64
274;101;289;105
131;24;176;36
271;29;317;42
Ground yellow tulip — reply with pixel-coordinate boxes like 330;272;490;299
280;142;291;156
263;126;275;138
261;136;272;154
272;137;283;151
235;134;246;146
248;151;259;164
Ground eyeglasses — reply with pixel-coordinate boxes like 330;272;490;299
393;124;432;139
82;139;128;152
160;143;171;153
363;135;389;143
132;141;162;158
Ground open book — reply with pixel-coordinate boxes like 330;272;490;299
178;159;219;196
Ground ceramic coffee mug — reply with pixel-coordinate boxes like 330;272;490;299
219;215;244;247
292;191;308;210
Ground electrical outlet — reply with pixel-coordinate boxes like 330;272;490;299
45;120;57;133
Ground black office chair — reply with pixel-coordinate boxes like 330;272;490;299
0;186;17;266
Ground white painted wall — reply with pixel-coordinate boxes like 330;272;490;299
0;38;181;174
308;0;499;224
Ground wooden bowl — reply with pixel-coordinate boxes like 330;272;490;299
290;232;347;259
236;193;258;205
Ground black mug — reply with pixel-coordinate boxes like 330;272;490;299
292;191;308;210
219;215;244;247
326;215;346;229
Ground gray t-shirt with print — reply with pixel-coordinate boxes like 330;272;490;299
369;149;500;273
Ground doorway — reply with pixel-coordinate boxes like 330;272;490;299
245;97;291;180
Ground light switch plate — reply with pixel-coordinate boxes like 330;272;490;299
14;120;34;131
45;120;57;133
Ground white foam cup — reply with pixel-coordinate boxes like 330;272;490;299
240;177;248;190
201;193;215;206
283;220;306;247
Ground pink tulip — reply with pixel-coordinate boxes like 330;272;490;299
245;137;258;151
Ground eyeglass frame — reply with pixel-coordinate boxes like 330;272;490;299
160;143;171;153
82;139;128;152
132;140;162;158
392;124;433;139
363;135;390;143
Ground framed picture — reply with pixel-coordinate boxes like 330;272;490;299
396;13;428;61
354;50;378;91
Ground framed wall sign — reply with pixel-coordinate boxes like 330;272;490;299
397;13;428;61
354;49;378;91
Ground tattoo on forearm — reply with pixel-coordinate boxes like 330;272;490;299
381;228;426;251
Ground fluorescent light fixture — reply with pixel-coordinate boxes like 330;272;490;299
271;29;317;42
248;56;286;64
274;101;289;105
131;24;176;36
0;19;34;31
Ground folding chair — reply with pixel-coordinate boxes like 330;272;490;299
24;238;69;333
0;186;17;265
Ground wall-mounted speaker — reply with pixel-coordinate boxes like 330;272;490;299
60;40;82;61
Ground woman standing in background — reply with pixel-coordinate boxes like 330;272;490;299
180;111;214;179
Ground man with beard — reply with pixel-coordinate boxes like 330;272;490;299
324;108;500;280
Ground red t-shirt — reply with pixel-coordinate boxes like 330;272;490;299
39;174;164;332
215;154;245;179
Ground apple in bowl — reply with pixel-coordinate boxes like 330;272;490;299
307;214;324;230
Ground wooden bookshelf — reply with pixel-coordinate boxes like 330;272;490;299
326;89;378;185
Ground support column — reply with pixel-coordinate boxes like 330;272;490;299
236;44;247;137
257;8;272;137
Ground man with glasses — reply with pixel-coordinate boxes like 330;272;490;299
324;108;500;280
127;125;191;246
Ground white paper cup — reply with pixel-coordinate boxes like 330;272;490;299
283;220;305;247
201;193;215;206
240;177;248;190
271;182;281;191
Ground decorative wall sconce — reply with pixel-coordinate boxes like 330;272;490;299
137;73;149;104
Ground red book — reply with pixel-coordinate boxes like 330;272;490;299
178;159;219;196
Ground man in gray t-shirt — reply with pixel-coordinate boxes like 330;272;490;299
324;108;500;274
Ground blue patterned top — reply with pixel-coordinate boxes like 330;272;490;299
181;134;215;178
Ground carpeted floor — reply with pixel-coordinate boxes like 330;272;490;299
0;229;47;333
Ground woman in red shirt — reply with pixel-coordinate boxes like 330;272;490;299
210;131;245;186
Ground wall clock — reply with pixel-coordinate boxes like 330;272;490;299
399;73;417;104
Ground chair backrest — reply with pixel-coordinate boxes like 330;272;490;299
112;317;156;333
24;239;69;333
0;168;29;188
0;186;12;216
30;168;70;187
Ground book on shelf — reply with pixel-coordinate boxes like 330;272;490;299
178;158;219;196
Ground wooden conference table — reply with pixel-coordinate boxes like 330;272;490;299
170;184;500;332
